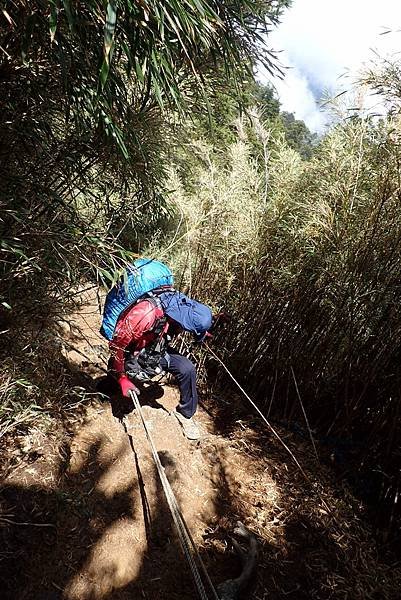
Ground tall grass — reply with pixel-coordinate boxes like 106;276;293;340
151;122;266;299
157;93;401;539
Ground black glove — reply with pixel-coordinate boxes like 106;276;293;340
194;330;213;344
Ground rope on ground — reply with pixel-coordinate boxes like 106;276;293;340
204;344;308;479
204;344;344;525
128;390;220;600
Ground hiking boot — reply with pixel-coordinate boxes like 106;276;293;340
173;410;201;440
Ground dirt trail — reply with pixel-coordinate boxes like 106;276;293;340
1;289;278;599
2;289;401;600
3;386;277;600
62;388;269;600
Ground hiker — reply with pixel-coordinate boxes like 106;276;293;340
108;289;213;440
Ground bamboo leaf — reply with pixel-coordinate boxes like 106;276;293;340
101;1;117;88
134;58;145;84
49;0;59;44
61;0;75;33
152;77;164;108
99;58;110;88
104;1;117;59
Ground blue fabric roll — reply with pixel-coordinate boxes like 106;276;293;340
159;291;212;339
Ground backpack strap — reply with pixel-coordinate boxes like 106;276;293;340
141;292;169;353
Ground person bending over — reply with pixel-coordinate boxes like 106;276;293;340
108;290;212;440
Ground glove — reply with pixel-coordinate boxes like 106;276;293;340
194;330;213;344
202;331;213;343
118;375;139;397
212;312;231;327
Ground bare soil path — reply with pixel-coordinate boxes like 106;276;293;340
2;385;280;600
1;289;401;599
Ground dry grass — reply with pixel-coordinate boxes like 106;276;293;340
152;89;401;542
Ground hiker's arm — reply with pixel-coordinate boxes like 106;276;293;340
195;312;231;343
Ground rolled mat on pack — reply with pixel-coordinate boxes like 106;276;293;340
159;291;212;340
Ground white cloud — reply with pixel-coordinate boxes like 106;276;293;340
259;0;401;131
272;61;327;132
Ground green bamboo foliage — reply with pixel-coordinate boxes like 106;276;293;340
0;0;286;309
1;1;285;154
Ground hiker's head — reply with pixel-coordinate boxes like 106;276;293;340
159;291;212;340
167;320;184;337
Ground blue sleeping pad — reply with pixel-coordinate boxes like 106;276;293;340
100;258;174;340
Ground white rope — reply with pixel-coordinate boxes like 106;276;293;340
204;345;342;527
204;344;308;479
128;390;220;600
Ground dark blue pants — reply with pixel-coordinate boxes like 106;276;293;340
160;349;198;418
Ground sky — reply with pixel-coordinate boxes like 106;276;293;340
260;0;401;132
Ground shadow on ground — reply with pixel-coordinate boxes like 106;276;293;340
1;297;400;599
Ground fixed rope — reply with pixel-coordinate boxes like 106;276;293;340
204;344;308;478
128;390;220;600
204;344;343;523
